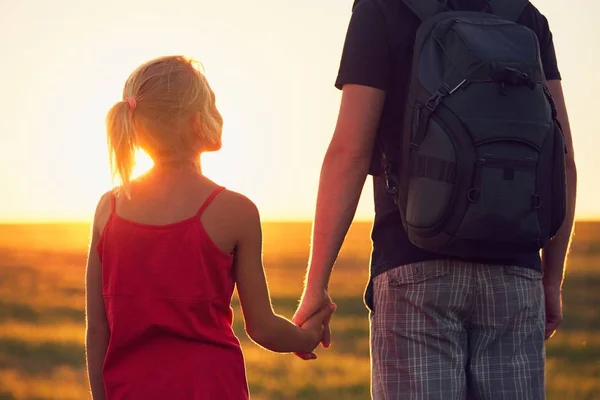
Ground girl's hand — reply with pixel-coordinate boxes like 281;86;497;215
293;288;335;359
298;303;336;358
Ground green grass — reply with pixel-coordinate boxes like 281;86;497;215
0;221;598;399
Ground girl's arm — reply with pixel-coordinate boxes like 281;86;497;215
85;196;110;399
232;195;334;356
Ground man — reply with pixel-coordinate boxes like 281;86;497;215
293;0;577;398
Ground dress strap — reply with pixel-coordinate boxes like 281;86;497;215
109;191;116;214
196;187;226;218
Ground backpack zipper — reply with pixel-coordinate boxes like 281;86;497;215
477;138;541;152
453;18;515;27
476;157;537;171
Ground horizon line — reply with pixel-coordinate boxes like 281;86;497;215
0;217;599;225
0;218;369;225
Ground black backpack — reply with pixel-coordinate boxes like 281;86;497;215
382;0;567;258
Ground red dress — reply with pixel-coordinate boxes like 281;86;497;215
97;187;249;399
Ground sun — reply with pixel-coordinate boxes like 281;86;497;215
129;149;230;184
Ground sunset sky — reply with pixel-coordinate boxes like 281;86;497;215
0;0;598;222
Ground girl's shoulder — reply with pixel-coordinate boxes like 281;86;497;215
217;189;259;216
199;188;263;250
203;188;261;228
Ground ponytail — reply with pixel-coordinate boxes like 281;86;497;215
105;100;137;195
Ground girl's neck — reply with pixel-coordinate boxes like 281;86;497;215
149;159;202;177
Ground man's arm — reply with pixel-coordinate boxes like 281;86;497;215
292;85;385;354
305;84;385;289
542;80;577;339
292;1;390;358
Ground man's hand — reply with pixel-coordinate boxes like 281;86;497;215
544;284;563;340
292;288;335;360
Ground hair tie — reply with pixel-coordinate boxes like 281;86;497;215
124;97;137;115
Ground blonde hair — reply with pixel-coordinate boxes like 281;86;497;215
105;56;223;192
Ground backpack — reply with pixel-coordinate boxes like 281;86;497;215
382;0;567;258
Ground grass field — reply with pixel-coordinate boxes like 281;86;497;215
0;221;598;399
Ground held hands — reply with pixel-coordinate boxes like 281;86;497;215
293;288;336;360
297;301;336;358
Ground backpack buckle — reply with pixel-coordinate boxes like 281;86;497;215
413;86;452;151
424;88;448;112
385;176;398;195
384;163;398;195
410;141;421;150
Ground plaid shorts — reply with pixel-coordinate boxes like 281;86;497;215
370;260;545;400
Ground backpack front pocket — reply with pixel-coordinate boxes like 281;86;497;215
457;157;542;247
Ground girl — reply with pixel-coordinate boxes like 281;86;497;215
85;55;335;400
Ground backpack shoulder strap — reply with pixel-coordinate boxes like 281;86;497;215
489;0;530;22
402;0;449;21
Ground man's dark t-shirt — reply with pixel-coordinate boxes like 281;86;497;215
335;0;562;309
